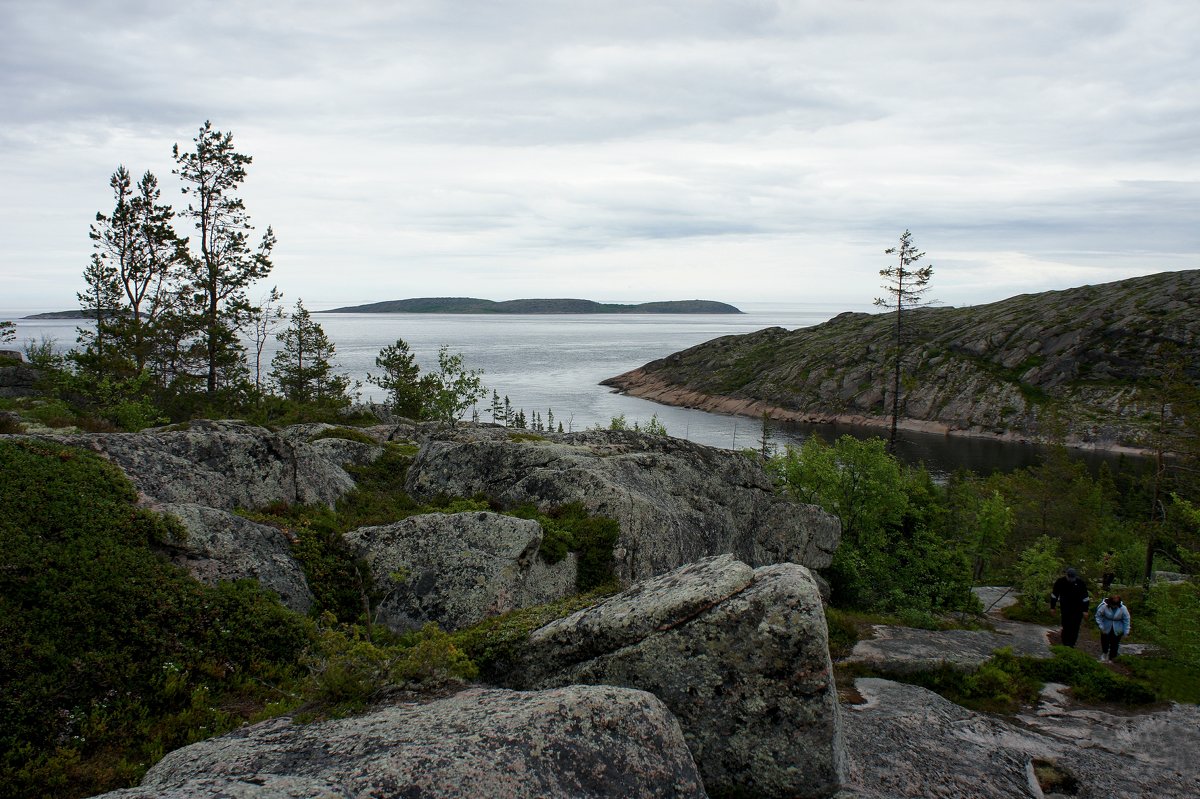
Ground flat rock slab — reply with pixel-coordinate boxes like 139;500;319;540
842;678;1200;799
91;686;708;799
846;619;1053;674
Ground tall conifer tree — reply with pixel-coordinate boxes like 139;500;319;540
173;121;275;399
875;230;935;453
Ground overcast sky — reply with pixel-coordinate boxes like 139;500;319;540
2;0;1198;313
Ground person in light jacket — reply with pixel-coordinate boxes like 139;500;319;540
1095;594;1131;662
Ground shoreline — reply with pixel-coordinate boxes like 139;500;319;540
601;368;1157;459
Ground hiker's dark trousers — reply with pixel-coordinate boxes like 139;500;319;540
1061;612;1084;647
1100;631;1123;659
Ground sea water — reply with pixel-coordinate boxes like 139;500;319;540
0;302;1128;477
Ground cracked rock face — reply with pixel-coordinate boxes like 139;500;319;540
346;511;576;632
91;686;708;799
43;420;357;510
843;678;1200;799
509;554;844;799
405;429;840;583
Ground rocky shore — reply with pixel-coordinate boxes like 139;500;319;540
602;366;1158;456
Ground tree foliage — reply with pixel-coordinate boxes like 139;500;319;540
368;338;427;418
173;121;275;400
874;230;934;452
422;346;487;427
769;435;976;613
270;300;351;407
75;166;188;404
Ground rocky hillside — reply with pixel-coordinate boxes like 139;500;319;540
604;270;1200;449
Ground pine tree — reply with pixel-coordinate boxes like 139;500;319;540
174;121;275;399
270;300;349;406
368;338;425;418
874;230;935;453
489;390;504;425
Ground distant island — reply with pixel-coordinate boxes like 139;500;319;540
319;298;743;314
23;310;107;319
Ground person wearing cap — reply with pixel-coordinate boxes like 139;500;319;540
1095;594;1131;662
1049;567;1090;647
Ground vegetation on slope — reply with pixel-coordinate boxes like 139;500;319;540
0;436;620;798
0;439;310;797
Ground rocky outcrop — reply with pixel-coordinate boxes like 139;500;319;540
93;686;708;799
843;677;1200;798
508;555;844;799
604;269;1200;450
346;511;576;632
45;420;357;510
405;428;840;583
0;362;41;398
157;502;314;614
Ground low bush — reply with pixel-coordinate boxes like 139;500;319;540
309;426;379;446
886;645;1159;714
304;616;477;716
0;439;312;798
510;501;621;591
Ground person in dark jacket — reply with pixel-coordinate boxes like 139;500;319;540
1050;567;1090;647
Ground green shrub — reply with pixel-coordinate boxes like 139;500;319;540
0;439;312;798
886;645;1159;714
1029;646;1156;704
511;502;621;591
770;436;977;615
304;617;477;716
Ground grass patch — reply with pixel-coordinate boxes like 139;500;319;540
309;426;379;446
824;607;862;659
1122;657;1200;704
876;645;1159;715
